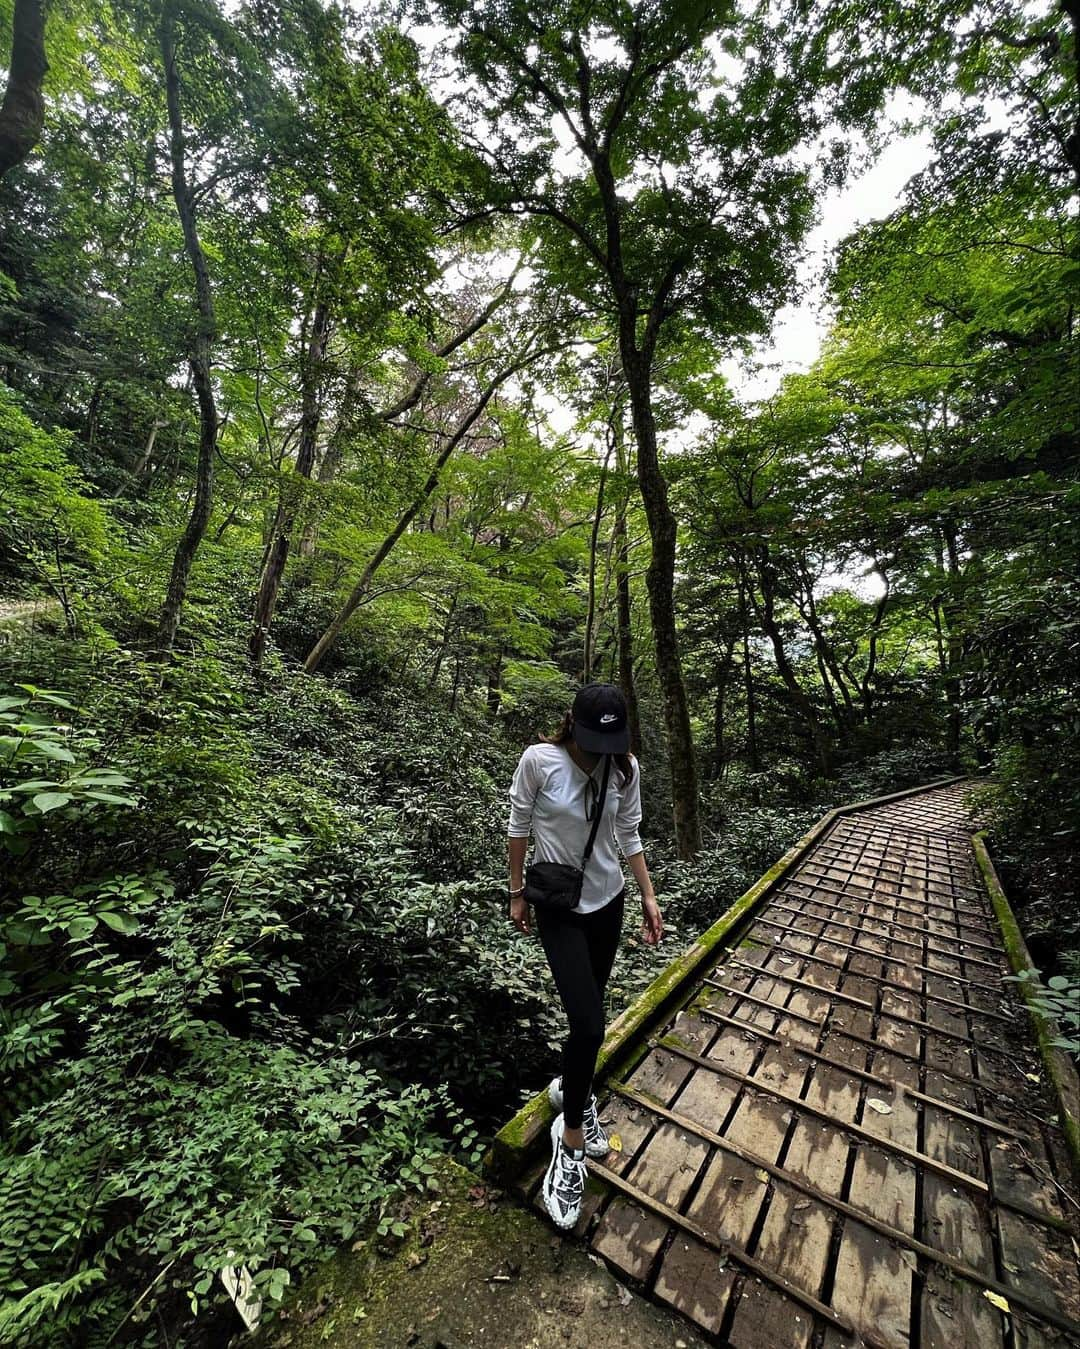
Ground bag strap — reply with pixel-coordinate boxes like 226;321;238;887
581;754;612;870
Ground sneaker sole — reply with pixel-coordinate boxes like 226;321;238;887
542;1116;583;1230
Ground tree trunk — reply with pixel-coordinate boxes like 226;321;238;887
940;521;964;759
795;560;856;732
303;341;561;674
155;8;219;654
750;546;833;777
583;434;613;682
486;644;504;718
859;573;891;718
0;0;48;181
712;631;737;780
249;283;333;665
429;590;459;689
738;575;761;804
134;418;166;476
619;343;700;857
613;482;642;759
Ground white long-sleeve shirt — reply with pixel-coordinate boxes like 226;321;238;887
507;742;644;914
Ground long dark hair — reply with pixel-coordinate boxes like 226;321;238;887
542;711;636;787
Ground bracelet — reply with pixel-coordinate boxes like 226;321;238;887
508;885;526;898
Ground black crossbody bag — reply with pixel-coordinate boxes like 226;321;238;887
523;755;611;912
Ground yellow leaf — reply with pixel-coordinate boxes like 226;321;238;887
1024;1072;1041;1083
866;1098;893;1115
608;1133;622;1153
754;1169;769;1184
983;1290;1011;1314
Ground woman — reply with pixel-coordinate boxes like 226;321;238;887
507;682;664;1230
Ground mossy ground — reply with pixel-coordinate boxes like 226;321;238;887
252;1157;706;1349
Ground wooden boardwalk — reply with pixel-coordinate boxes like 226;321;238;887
514;781;1080;1348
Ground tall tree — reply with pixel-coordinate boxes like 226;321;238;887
155;1;219;653
433;0;886;854
0;0;47;180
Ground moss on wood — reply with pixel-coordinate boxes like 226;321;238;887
972;831;1080;1169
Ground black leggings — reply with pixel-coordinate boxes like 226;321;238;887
535;889;625;1129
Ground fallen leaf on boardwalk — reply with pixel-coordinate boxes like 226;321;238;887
866;1098;893;1114
984;1290;1011;1314
754;1169;769;1184
608;1133;623;1153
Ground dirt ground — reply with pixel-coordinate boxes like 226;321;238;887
251;1159;707;1349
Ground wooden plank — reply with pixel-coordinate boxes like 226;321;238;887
726;1278;815;1349
997;1208;1080;1324
607;1080;1080;1337
651;1038;992;1196
653;1234;736;1336
829;1220;915;1349
989;1135;1066;1223
589;1159;856;1335
700;985;1021;1096
920;1091;1004;1349
723;963;981;1049
784;876;995;931
749;1185;833;1323
626;1118;711;1211
769;896;1004;956
749;917;1005;978
701;1024;1029;1140
590;1194;669;1281
852;1050;920;1234
767;942;1011;1023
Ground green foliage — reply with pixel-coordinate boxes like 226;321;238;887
0;685;135;856
1003;967;1080;1058
0;670;487;1344
0;391;111;581
0;0;1078;1340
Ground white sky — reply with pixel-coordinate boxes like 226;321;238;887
721;105;934;402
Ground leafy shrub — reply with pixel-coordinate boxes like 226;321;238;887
0;676;481;1345
1003;965;1080;1058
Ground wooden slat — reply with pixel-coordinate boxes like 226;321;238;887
654;1040;1069;1232
749;916;1005;976
589;1158;857;1336
691;1011;1029;1139
782;870;995;929
699;980;1022;1091
756;906;1006;969
601;1081;1080;1338
727;959;995;1047
770;895;1004;956
759;942;1013;1022
618;1046;987;1194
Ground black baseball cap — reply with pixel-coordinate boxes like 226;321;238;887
571;683;630;754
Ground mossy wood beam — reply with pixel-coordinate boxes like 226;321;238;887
486;775;968;1180
971;830;1080;1171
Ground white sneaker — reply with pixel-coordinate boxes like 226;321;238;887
547;1077;610;1158
542;1113;587;1230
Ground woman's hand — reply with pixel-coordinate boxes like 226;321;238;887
510;894;531;936
640;894;664;945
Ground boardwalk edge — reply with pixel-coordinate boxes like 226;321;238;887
971;830;1080;1170
485;774;968;1181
